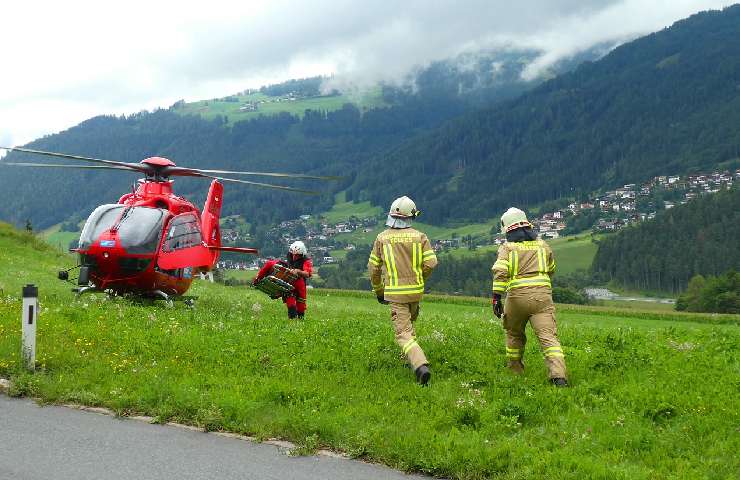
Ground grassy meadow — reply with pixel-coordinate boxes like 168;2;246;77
1;222;738;479
321;194;598;276
38;223;80;252
172;89;387;125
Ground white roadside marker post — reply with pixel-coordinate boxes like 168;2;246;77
22;284;38;371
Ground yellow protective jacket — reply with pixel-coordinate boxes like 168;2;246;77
492;239;555;294
368;227;438;303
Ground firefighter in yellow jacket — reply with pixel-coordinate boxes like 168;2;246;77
492;207;568;386
368;196;438;385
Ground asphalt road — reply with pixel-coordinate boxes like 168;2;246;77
0;396;426;480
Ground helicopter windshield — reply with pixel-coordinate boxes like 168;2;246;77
79;204;167;254
79;205;125;249
118;207;167;254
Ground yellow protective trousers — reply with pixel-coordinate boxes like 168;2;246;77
390;302;428;369
503;287;567;379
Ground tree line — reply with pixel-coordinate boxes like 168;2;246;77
592;186;740;293
2;6;739;246
318;247;590;304
350;6;740;224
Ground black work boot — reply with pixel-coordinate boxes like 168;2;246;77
287;307;297;319
507;360;525;375
550;377;569;387
415;364;431;386
297;313;304;320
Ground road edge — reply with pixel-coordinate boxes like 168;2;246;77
0;376;350;461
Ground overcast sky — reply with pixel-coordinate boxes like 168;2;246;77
0;0;732;151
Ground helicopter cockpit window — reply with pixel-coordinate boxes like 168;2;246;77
79;205;167;254
162;213;202;252
118;207;167;254
79;204;125;250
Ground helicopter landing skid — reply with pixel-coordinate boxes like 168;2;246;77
73;285;99;297
151;290;174;308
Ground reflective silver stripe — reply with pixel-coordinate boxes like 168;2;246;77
402;338;418;354
508;275;552;289
387;244;399;286
506;347;522;359
493;259;509;270
369;252;381;266
544;346;564;358
386;284;424;293
412;243;423;285
537;248;545;274
383;244;396;286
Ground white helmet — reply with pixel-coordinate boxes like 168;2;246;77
388;196;420;219
289;241;308;256
500;207;531;233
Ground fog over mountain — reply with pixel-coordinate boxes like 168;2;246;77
0;0;731;149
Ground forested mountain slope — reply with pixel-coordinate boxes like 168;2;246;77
2;7;739;231
350;5;740;224
0;50;553;230
592;186;740;293
0;101;469;230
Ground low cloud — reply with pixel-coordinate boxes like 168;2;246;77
0;0;732;147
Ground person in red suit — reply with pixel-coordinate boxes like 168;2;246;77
253;241;313;319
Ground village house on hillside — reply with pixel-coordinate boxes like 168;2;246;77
535;168;738;234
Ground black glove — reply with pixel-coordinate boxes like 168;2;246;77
492;294;503;318
377;294;389;305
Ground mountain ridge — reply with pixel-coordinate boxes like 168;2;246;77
349;5;740;224
1;6;738;234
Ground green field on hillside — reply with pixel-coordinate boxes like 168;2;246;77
320;192;383;224
319;193;502;245
1;222;738;479
172;89;387;125
337;228;597;278
39;223;79;252
334;220;498;245
323;197;598;280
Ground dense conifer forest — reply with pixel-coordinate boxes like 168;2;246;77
2;7;739;232
350;6;740;224
592;186;740;293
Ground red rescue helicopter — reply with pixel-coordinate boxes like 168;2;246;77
1;146;337;305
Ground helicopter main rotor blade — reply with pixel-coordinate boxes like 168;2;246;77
2;162;139;172
209;176;321;195
178;167;343;181
181;170;321;195
0;146;149;173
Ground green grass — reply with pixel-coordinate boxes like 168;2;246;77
223;269;258;282
322;195;596;277
437;235;598;277
173;89;387;125
1;222;739;479
547;235;599;275
596;299;676;312
38;223;79;252
334;220;498;246
320;192;383;224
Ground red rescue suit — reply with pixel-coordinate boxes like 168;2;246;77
254;256;313;318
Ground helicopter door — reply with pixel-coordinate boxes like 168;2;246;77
157;213;212;271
